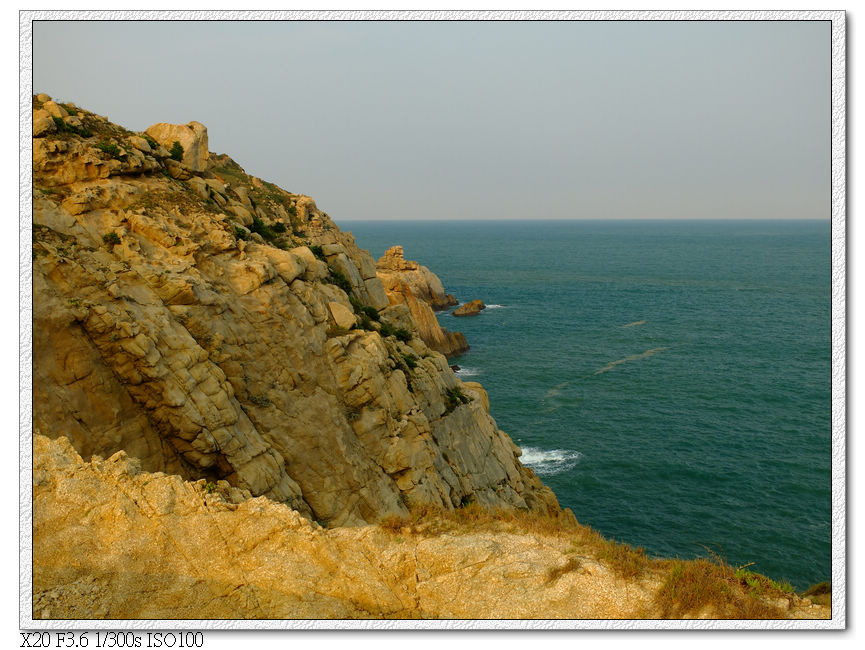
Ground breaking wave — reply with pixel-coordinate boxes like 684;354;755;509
519;447;583;476
454;367;480;377
485;304;506;309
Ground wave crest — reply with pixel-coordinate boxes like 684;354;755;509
519;447;582;476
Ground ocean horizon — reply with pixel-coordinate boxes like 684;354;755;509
346;218;831;590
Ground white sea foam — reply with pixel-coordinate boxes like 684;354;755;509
455;367;480;377
519;447;582;476
485;304;506;309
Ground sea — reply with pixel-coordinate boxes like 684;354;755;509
345;219;831;590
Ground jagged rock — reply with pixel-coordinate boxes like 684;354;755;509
453;299;486;317
145;121;209;172
375;247;468;357
377;246;458;311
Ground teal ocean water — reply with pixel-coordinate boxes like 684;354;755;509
346;219;831;590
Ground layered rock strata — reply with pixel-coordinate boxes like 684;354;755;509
32;95;560;527
375;246;469;357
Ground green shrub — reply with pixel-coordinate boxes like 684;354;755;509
327;267;353;295
401;353;418;370
310;245;326;261
395;327;412;343
102;232;121;246
379;322;396;338
356;313;375;331
96;141;122;159
250;216;277;242
444;387;472;413
272;221;287;233
361;305;380;322
142;134;159;150
233;226;248;241
52;116;93;138
169;140;184;161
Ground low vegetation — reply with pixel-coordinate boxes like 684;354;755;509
378;504;799;619
95;140;123;160
169;140;184;162
444;387;472;413
52;116;93;138
102;232;121;246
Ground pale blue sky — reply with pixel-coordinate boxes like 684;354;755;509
32;20;830;220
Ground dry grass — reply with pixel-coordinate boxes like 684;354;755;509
378;502;579;539
652;558;791;619
378;503;654;579
378;503;798;619
801;581;831;607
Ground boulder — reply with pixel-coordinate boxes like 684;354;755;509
328;302;357;330
33;109;56;137
145;121;209;172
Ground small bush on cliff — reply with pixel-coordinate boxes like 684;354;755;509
250;216;277;243
326;267;353;295
52;116;93;138
95;140;123;159
102;232;121;246
444;387;472;413
401;353;418;370
233;226;248;241
361;305;380;322
169;140;184;162
395;327;412;343
310;245;326;261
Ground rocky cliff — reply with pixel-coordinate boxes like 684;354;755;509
32;94;561;527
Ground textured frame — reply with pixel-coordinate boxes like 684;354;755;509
19;9;846;631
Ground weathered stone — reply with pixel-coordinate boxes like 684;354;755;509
42;101;68;119
145;121;209;172
328;301;357;330
33;109;56;137
163;158;191;180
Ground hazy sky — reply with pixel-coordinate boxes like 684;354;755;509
32;20;830;220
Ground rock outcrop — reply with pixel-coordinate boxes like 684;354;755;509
453;299;486;317
375;246;468;357
32;94;560;528
144;121;209;172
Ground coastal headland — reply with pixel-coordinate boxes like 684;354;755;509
30;95;830;620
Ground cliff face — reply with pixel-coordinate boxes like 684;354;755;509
31;95;560;527
375;246;469;358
